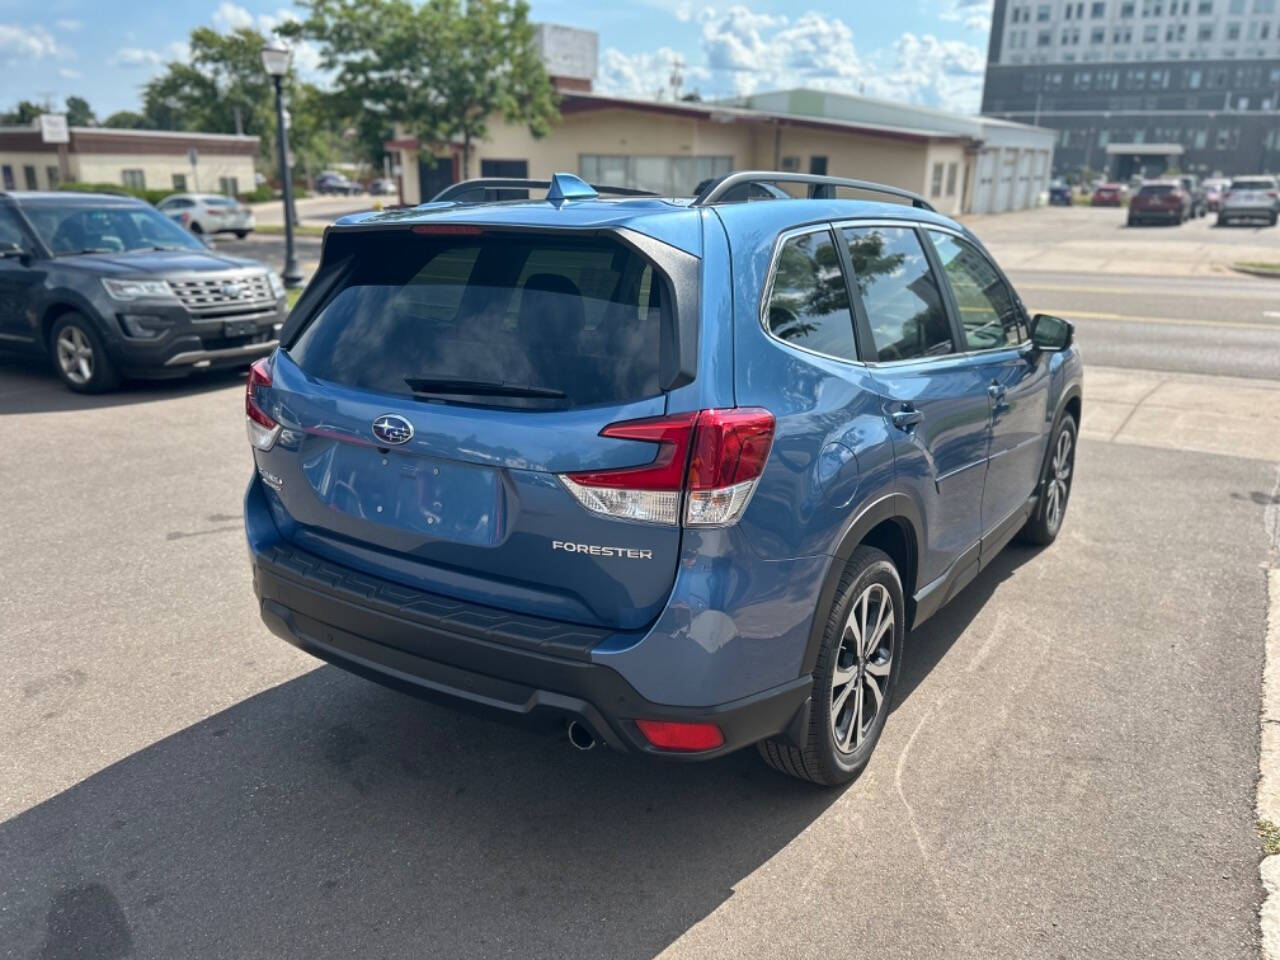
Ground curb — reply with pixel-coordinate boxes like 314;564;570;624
1260;567;1280;958
1232;265;1280;280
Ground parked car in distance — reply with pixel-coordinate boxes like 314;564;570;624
156;193;255;238
369;178;398;197
1048;182;1073;206
1177;175;1207;217
315;172;362;196
1091;183;1124;206
243;170;1083;786
1127;180;1191;226
1203;177;1232;212
0;191;286;392
1217;175;1280;226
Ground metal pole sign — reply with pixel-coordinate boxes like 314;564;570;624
39;114;69;144
187;148;199;192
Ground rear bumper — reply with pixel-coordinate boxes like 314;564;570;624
1220;206;1277;218
250;540;811;759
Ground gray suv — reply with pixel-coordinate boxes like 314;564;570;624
0;191;286;392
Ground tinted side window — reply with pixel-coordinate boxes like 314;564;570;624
765;229;857;361
0;207;26;247
928;232;1024;350
842;225;953;362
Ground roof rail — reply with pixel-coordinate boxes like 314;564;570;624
691;171;935;211
430;177;657;203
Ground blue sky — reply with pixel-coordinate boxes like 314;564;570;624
0;0;994;120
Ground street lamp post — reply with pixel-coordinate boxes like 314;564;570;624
261;42;302;288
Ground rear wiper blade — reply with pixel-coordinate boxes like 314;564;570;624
403;377;567;399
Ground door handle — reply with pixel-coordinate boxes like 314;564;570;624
891;405;924;430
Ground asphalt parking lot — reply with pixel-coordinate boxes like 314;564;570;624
2;204;1279;959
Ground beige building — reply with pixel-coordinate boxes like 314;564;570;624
386;24;1053;216
0;125;259;196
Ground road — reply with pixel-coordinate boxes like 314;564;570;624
1;202;1277;959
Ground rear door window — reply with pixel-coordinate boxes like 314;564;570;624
764;228;857;361
927;231;1025;350
841;225;954;363
287;233;666;408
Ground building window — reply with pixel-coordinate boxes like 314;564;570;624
945;162;958;197
23;165;37;190
1255;0;1274;10
1197;0;1213;8
46;165;59;188
1037;3;1052;19
1;165;12;190
1228;0;1244;9
218;176;239;196
931;162;944;197
581;154;733;195
1197;23;1214;39
1092;1;1107;13
1262;22;1271;38
1091;26;1106;41
809;156;828;176
1143;23;1159;40
1225;21;1241;38
172;173;187;191
121;169;145;189
1120;1;1135;15
1038;28;1053;44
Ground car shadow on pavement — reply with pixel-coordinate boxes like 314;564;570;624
0;543;1042;960
0;354;246;415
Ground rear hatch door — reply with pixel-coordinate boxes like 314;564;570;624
257;225;694;631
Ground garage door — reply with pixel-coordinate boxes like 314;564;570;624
973;150;996;213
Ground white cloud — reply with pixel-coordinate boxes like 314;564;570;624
58;66;81;78
108;41;187;69
55;18;83;32
599;46;709;100
941;0;994;32
599;7;989;114
0;23;69;59
212;2;255;31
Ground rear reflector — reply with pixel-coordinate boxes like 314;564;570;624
635;719;725;752
560;408;774;527
245;357;281;451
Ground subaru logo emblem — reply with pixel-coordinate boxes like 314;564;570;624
372;414;413;445
221;281;245;298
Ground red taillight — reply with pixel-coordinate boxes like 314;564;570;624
245;357;281;451
635;719;725;752
560;407;775;527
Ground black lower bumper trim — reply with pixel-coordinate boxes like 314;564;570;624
254;551;810;759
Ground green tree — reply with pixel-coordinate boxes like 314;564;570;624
288;0;558;178
65;96;96;127
0;100;47;125
103;110;150;129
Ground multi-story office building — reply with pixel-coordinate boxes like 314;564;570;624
981;0;1280;179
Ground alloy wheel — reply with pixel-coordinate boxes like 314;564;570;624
1044;427;1074;535
831;582;894;753
56;325;94;386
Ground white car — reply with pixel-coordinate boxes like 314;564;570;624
1217;176;1279;227
156;193;256;238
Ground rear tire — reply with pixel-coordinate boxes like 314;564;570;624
235;230;250;239
1217;215;1228;227
190;221;204;235
1270;213;1277;227
50;313;120;394
757;547;904;786
1019;413;1077;546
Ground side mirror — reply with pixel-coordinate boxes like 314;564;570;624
1029;313;1073;352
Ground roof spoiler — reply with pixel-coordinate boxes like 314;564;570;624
692;171;935;211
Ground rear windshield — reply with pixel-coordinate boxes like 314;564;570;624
1230;178;1275;190
288;232;666;409
203;196;237;206
1138;185;1175;195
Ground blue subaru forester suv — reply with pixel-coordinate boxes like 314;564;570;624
244;172;1082;785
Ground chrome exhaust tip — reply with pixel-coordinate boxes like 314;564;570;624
567;720;596;751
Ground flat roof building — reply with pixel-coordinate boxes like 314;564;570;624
981;0;1280;178
387;29;1056;216
0;125;259;196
